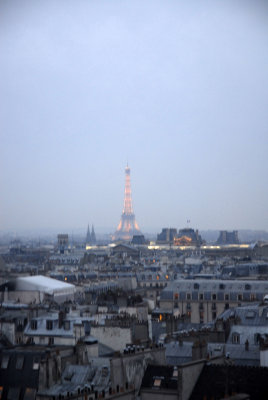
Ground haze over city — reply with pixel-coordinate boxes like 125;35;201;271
1;0;268;234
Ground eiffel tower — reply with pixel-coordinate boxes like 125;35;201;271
113;165;141;241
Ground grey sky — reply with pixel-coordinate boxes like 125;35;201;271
1;0;268;234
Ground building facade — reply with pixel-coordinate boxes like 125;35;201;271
159;279;268;324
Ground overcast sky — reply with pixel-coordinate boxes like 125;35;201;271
0;0;268;235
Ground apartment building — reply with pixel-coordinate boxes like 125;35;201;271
159;279;268;323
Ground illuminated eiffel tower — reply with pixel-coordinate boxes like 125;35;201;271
113;165;141;241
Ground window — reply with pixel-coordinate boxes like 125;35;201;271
219;283;225;290
212;311;217;320
48;337;54;345
174;302;178;308
250;294;256;301
254;333;260;345
186;303;191;310
186;293;191;300
194;283;199;290
212;293;217;300
232;333;240;344
7;388;20;400
245;284;251;290
199;311;204;323
24;388;36;400
225;303;229;310
173;367;178;377
16;356;24;370
31;320;37;330
153;378;162;387
224;294;229;301
17;320;23;331
1;355;9;369
64;321;70;331
174;293;179;300
199;293;204;301
199;303;204;310
246;311;256;319
212;303;216;310
32;357;40;370
46;320;53;330
237;294;243;301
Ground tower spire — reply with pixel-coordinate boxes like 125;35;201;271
113;165;141;241
86;224;91;245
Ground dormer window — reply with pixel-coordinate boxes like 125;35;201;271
153;377;162;388
16;356;24;370
232;333;240;344
1;355;9;369
64;321;70;331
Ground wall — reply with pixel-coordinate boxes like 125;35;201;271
260;349;268;367
110;348;166;394
90;326;132;352
0;322;15;344
26;335;75;346
141;390;178;400
178;360;205;400
3;290;41;304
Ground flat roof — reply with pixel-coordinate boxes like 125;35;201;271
16;275;75;294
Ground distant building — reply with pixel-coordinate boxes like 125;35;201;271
24;311;86;346
0;275;76;304
85;224;96;246
159;278;268;324
157;228;177;243
57;234;69;254
217;230;239;244
174;228;203;246
131;234;146;245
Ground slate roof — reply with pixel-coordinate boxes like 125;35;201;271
24;314;86;337
38;365;94;396
165;341;225;366
220;304;268;326
140;365;178;391
0;348;44;400
38;359;111;396
228;325;268;346
190;364;268;400
225;344;260;366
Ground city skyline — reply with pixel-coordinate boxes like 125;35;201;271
1;0;268;233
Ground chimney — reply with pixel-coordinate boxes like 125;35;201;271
58;310;65;329
192;339;208;361
4;286;8;302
